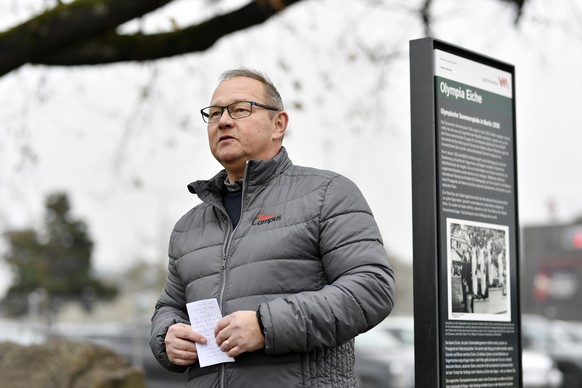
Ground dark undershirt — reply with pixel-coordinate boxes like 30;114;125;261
222;180;242;228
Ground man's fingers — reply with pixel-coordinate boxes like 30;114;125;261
214;317;229;337
219;338;232;352
227;345;240;357
168;349;198;364
164;323;207;366
184;329;207;344
218;338;241;357
168;323;207;344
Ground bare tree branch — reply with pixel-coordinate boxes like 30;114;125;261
36;0;305;66
0;0;531;78
0;0;175;76
420;0;432;37
0;0;305;77
499;0;526;24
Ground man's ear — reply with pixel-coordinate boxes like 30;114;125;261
272;111;289;141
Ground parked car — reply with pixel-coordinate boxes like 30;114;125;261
378;316;415;347
354;325;415;388
522;349;563;388
551;320;582;345
379;315;563;388
522;314;582;388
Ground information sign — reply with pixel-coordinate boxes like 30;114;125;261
410;37;522;388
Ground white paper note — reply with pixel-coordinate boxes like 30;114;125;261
186;298;235;367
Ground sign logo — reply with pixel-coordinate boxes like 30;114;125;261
252;213;282;226
498;76;509;89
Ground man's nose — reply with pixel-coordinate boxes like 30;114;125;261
217;108;233;126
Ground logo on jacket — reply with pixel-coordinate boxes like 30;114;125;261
252;213;282;226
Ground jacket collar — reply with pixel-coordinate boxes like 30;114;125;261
187;147;292;201
245;146;291;187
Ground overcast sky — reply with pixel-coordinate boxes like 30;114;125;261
1;0;581;294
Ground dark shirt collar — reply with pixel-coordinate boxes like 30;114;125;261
224;178;243;192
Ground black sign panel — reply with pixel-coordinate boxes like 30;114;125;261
410;38;522;388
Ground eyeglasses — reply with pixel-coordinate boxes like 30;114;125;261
200;101;279;124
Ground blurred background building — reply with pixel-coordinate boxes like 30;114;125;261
521;218;582;321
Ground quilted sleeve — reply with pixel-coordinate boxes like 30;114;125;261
260;175;395;354
149;247;191;372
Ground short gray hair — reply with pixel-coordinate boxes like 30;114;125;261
219;68;284;110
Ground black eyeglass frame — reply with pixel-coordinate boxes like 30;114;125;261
200;101;280;123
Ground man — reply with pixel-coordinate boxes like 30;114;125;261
150;68;395;387
461;249;474;313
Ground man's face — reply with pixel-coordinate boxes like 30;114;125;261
207;77;287;178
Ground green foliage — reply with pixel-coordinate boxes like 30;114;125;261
1;192;118;317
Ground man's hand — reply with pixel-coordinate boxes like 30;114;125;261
215;310;265;357
164;323;207;366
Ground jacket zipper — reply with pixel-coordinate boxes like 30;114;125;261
218;162;249;388
216;209;231;388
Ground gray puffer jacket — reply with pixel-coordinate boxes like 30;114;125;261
150;147;395;388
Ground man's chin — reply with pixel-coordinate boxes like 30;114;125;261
215;150;245;166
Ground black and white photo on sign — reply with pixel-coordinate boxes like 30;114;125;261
447;218;511;322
